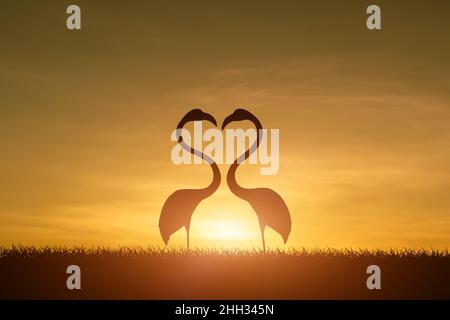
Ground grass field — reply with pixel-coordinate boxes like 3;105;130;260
0;246;448;299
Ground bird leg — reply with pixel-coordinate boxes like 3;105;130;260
260;224;266;253
186;224;190;253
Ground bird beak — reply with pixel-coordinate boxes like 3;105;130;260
201;111;217;127
221;113;235;130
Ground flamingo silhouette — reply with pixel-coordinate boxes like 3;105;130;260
222;109;291;251
159;109;221;251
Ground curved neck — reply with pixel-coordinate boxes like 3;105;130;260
236;118;263;164
176;124;204;161
228;117;263;199
177;122;220;198
227;162;249;199
200;162;221;198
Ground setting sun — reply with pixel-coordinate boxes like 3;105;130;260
197;220;254;242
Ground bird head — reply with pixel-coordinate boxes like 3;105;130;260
222;108;261;130
177;108;217;143
177;108;217;133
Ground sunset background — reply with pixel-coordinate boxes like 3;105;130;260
1;0;449;250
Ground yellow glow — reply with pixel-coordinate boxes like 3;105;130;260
197;220;254;241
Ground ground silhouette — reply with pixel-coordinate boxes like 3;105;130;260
0;247;448;299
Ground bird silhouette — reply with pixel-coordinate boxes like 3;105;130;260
159;109;221;251
222;109;291;251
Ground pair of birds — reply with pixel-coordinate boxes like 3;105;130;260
159;108;291;251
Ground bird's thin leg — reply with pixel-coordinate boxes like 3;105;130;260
260;224;266;253
187;229;190;252
186;224;190;253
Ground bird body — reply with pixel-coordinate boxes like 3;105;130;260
246;188;291;244
159;189;205;243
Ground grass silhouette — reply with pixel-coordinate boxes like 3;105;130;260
2;245;448;257
1;246;448;299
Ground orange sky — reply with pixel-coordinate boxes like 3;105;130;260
0;1;449;249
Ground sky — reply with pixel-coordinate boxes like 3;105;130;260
0;0;449;249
